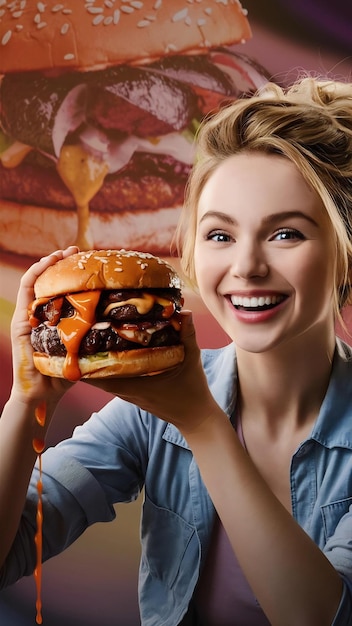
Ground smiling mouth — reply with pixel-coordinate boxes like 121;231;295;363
230;295;287;311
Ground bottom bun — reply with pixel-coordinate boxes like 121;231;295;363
33;345;185;379
0;199;181;257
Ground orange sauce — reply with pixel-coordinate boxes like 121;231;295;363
32;401;47;625
57;290;101;381
57;145;109;251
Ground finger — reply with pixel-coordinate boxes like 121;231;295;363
15;247;79;312
178;310;197;343
21;246;79;289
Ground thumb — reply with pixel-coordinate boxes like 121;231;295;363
179;309;197;345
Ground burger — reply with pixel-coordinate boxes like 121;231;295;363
0;0;268;258
28;249;185;380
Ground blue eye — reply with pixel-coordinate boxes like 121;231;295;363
207;231;232;243
273;228;304;241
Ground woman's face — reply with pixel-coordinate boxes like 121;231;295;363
194;152;336;354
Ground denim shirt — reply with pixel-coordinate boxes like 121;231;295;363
2;339;352;625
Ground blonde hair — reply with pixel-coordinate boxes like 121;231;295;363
176;77;352;318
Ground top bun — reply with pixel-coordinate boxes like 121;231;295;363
0;0;251;74
34;249;182;298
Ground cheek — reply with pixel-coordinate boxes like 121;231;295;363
195;262;213;293
194;253;219;298
291;248;335;302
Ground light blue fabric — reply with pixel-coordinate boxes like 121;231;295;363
2;340;352;624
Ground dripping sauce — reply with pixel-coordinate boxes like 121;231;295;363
32;401;46;625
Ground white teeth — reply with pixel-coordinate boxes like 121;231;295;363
231;295;284;308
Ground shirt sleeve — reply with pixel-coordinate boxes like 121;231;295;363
0;395;149;589
324;506;352;625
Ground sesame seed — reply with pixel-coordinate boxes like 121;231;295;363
78;261;84;269
197;17;206;25
165;43;177;52
61;22;69;34
153;0;161;8
113;8;120;23
185;15;192;25
121;5;134;13
12;10;23;17
0;8;5;17
92;14;104;24
34;12;41;23
87;6;104;13
15;24;24;30
172;8;188;22
105;0;114;6
204;7;212;14
37;21;47;29
37;2;45;12
62;8;72;13
140;263;147;270
114;267;123;272
64;53;75;60
104;15;113;24
1;30;12;45
137;19;150;27
52;4;64;12
130;0;143;8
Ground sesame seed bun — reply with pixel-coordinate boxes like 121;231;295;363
0;0;251;74
34;249;182;298
32;344;185;379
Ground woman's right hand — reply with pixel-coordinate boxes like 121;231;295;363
10;246;79;406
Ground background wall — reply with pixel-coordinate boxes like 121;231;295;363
0;1;351;624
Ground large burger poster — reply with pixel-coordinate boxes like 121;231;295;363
0;0;265;257
0;1;351;624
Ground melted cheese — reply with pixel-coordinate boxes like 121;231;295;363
57;145;109;251
103;294;175;318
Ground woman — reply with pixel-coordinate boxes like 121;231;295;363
1;76;352;625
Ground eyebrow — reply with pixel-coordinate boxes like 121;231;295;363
199;210;320;228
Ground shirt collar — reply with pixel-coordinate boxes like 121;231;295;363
163;339;352;452
309;338;352;450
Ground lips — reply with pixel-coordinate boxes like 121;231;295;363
230;294;287;311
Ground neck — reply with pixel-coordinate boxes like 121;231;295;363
235;326;336;430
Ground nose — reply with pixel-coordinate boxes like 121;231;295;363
230;237;269;280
